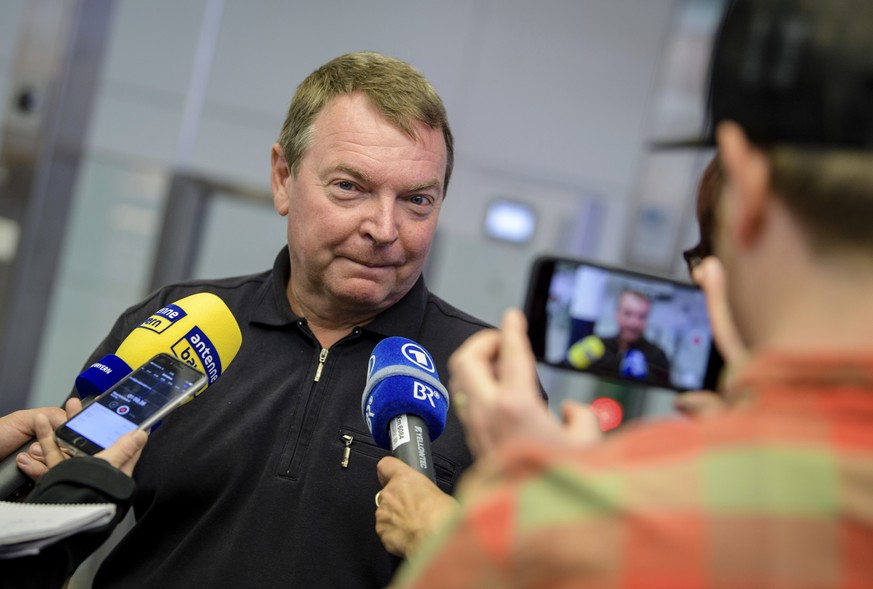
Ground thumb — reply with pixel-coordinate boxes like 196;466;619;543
377;456;407;487
693;257;748;370
96;430;148;474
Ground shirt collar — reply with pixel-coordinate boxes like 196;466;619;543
727;348;873;405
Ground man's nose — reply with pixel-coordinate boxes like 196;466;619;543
363;198;399;245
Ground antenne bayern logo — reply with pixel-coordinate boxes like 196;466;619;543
138;303;188;335
171;326;222;385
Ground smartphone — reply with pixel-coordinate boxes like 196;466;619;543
55;353;208;456
524;255;723;392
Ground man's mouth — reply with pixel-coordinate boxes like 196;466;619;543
344;257;401;269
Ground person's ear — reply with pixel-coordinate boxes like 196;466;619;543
270;143;291;217
715;121;771;247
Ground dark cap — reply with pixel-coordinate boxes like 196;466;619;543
657;0;873;150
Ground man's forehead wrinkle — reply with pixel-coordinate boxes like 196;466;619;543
332;163;374;184
324;154;443;194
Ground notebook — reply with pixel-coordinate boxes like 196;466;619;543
0;500;116;558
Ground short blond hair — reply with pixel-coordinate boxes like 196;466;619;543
277;52;454;193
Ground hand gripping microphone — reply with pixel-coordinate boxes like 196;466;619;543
0;292;243;501
361;337;449;483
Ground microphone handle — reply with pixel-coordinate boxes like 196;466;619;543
389;414;436;484
0;439;36;501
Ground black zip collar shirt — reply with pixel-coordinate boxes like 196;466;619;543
89;248;490;589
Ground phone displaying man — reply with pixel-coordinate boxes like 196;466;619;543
588;289;671;386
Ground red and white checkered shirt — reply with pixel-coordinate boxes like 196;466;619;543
392;350;873;588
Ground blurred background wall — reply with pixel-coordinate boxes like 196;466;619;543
0;0;719;419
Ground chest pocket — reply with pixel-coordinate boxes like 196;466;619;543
337;426;460;492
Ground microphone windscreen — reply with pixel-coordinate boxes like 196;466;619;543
620;349;648;378
567;335;605;369
75;292;243;397
361;337;449;450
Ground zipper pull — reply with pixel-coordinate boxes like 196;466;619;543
341;434;354;468
314;348;329;382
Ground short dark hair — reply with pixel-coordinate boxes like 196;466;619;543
710;0;873;255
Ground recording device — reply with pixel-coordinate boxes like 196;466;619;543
524;255;722;392
0;292;243;500
55;353;208;456
361;337;449;484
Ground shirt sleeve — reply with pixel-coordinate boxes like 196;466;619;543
389;485;517;589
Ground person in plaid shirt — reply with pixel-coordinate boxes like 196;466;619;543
389;0;873;586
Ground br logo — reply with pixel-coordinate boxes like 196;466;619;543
401;343;436;373
412;381;437;408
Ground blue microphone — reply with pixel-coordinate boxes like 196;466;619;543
620;349;649;379
361;337;449;483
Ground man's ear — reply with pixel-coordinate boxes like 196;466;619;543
270;143;291;216
715;121;771;247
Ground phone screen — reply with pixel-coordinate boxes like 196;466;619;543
58;354;207;454
524;256;722;392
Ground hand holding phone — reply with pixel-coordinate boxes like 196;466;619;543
33;410;147;476
55;353;207;456
448;309;600;456
524;255;723;392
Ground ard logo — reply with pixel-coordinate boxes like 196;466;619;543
401;343;436;373
367;354;376;381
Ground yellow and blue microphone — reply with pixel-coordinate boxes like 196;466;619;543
75;292;243;398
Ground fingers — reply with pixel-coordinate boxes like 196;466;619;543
33;413;68;468
96;429;148;476
374;457;422;556
376;456;408;487
16;450;50;479
448;308;558;457
448;328;502;457
674;391;727;420
448;328;501;408
693;257;748;370
17;414;60;479
496;309;539;396
64;397;83;421
32;406;70;431
560;401;603;447
374;459;458;558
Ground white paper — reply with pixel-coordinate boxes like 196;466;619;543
0;501;116;558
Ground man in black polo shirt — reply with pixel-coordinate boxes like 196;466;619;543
45;52;490;589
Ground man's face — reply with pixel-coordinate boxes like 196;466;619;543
615;292;651;346
271;92;447;318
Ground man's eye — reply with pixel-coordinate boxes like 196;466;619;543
336;181;355;191
409;195;432;206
